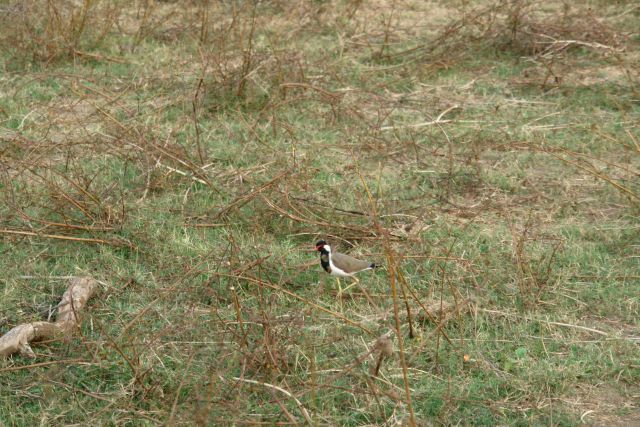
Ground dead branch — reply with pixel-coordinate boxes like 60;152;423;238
0;228;134;248
0;277;98;358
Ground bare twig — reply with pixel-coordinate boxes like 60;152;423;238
228;377;313;425
0;228;134;248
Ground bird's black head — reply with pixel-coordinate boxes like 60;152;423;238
315;240;327;251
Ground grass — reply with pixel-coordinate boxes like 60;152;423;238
0;0;638;425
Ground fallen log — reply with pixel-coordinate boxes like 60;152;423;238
0;277;98;358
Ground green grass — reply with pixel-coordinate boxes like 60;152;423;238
1;0;639;425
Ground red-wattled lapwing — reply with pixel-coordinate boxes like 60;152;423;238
315;240;377;296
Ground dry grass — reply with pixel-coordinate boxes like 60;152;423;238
1;0;638;425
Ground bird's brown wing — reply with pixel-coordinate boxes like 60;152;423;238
331;252;373;274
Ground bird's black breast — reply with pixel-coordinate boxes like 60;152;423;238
320;251;331;273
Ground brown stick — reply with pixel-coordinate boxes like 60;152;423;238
0;229;134;249
0;277;98;358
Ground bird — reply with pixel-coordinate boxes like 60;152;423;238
315;240;377;296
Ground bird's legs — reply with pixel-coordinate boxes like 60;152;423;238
335;277;344;312
337;276;359;297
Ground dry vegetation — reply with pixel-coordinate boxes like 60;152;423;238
0;0;638;425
